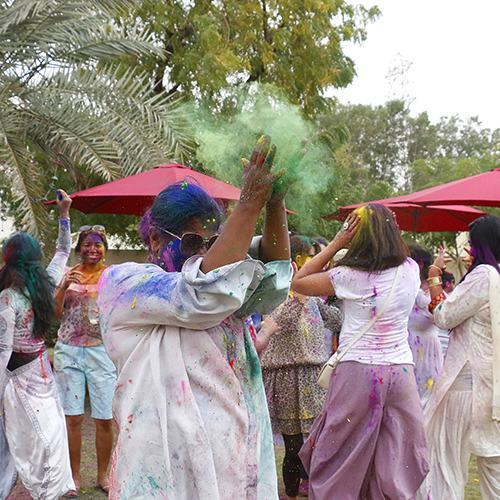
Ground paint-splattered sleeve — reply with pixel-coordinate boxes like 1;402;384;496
0;290;15;387
98;257;288;331
433;266;489;330
46;219;72;286
234;260;293;318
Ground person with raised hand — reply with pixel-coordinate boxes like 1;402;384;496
97;136;293;500
293;204;429;500
419;216;500;500
53;223;116;497
0;190;75;500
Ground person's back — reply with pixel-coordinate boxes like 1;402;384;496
292;204;429;500
0;191;75;500
331;258;419;365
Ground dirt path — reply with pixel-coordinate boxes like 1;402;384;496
7;398;110;500
7;402;481;500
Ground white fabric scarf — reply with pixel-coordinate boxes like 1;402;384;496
489;265;500;421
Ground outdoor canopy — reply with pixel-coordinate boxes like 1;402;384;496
326;203;487;233
349;167;500;208
45;164;241;215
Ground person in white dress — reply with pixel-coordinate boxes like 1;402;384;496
0;190;75;500
419;215;500;500
97;136;293;500
407;243;444;408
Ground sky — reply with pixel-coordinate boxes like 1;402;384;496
335;0;500;131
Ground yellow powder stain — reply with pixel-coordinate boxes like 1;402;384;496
131;296;138;309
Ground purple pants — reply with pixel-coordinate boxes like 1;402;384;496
299;361;429;500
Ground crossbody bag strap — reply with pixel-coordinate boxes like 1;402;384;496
325;264;402;367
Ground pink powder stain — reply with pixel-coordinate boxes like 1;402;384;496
39;351;47;381
181;380;186;402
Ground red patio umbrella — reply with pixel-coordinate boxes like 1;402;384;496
325;203;487;233
45;164;241;215
347;167;500;208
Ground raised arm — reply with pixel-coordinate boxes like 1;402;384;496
46;189;72;285
258;195;290;264
292;213;360;296
201;136;284;274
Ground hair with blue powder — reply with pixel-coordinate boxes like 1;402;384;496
147;180;224;236
466;215;500;277
0;233;55;339
139;180;224;272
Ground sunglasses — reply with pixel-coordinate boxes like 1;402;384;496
79;225;106;233
156;227;219;257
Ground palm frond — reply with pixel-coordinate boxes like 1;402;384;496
33;66;193;175
0;102;45;237
1;1;163;79
24;94;123;182
0;0;193;244
0;0;54;36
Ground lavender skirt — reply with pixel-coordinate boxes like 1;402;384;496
299;361;429;500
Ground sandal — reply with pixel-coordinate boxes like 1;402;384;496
97;484;110;495
62;487;80;499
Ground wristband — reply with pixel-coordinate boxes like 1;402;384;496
426;276;442;287
429;264;443;275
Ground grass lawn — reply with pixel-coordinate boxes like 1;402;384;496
7;400;483;500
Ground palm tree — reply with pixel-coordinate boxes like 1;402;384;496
0;0;192;240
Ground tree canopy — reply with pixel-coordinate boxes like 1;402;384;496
123;0;380;116
0;0;191;242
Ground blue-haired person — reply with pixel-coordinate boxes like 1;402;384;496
97;137;293;500
0;190;75;500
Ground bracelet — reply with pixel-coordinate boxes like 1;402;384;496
429;264;443;275
426;276;442;287
429;291;446;314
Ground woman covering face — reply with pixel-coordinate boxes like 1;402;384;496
419;215;500;500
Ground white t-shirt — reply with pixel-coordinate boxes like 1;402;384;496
329;257;420;365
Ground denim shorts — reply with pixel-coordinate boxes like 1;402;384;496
53;342;117;420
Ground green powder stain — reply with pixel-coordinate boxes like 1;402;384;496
190;83;337;233
148;477;160;489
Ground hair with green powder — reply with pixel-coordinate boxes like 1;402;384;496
0;233;55;339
